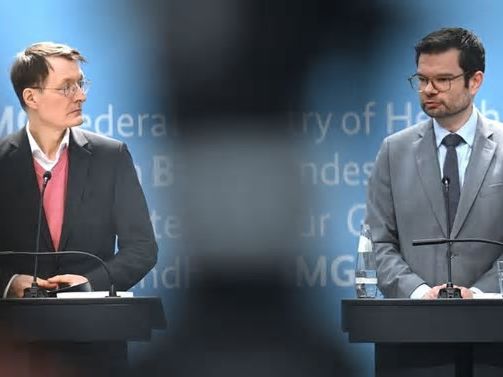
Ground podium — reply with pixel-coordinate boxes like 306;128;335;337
342;299;503;377
0;297;166;376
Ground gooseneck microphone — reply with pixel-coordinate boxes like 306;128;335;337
413;238;503;248
413;237;503;296
1;250;118;297
24;171;52;298
438;176;461;299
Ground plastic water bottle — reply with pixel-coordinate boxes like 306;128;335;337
355;224;377;298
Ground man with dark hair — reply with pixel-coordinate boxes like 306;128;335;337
0;42;158;297
414;27;485;84
366;27;503;298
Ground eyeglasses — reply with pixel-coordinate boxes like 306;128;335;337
32;79;91;98
408;72;468;93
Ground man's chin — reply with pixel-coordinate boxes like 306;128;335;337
68;116;84;127
422;106;445;119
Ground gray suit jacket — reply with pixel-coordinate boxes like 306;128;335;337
366;113;503;298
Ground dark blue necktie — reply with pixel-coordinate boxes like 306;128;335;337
441;133;464;231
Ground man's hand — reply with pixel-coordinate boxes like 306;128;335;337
457;286;474;299
421;284;473;299
47;274;88;288
7;274;58;298
421;284;446;299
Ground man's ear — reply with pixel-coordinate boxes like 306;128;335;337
23;88;39;110
469;71;484;96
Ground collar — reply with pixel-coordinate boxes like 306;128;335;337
26;122;70;164
433;105;478;148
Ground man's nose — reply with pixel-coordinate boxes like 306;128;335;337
74;86;86;102
422;79;438;95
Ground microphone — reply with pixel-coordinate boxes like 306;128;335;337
438;176;461;298
413;238;503;247
42;170;51;185
24;171;52;298
412;236;503;298
0;250;118;297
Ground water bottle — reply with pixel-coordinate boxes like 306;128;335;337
355;224;377;298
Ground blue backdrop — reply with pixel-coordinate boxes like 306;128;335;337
2;1;503;375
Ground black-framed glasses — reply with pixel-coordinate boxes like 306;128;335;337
408;72;468;93
32;78;91;97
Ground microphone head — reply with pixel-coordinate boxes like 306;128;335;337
442;176;450;186
43;171;52;182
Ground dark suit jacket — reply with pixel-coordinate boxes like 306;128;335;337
0;127;158;292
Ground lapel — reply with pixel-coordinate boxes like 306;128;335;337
451;115;496;238
8;128;53;251
59;128;92;250
414;120;448;236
